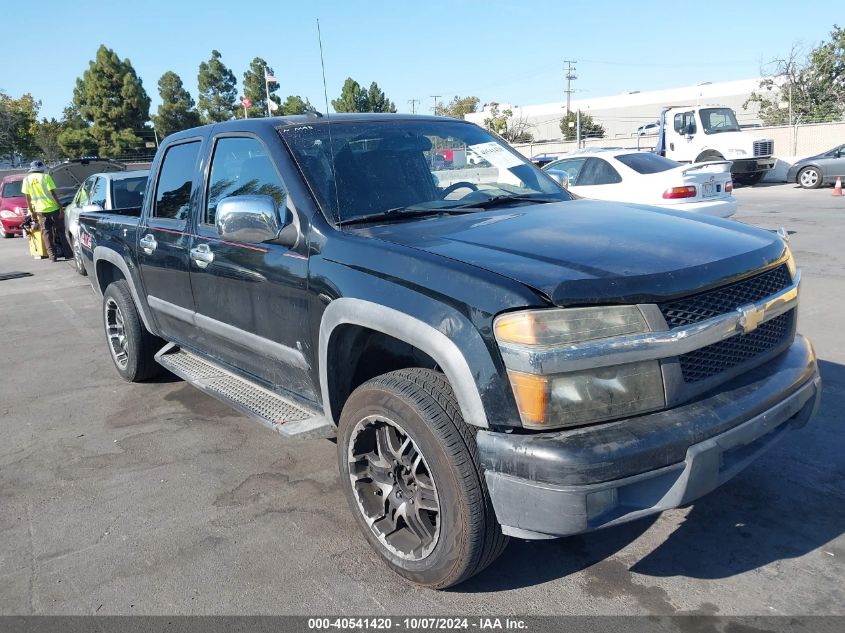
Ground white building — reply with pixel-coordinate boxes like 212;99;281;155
464;78;765;141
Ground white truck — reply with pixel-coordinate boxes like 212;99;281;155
653;105;775;185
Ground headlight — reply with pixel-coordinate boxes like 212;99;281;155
0;209;16;219
495;306;666;429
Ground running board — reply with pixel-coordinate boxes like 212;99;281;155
155;343;335;440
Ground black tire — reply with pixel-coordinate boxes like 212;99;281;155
71;236;87;276
797;166;822;189
337;368;508;589
735;172;765;187
695;152;724;163
102;280;163;382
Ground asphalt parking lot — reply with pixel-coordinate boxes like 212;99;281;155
1;183;843;616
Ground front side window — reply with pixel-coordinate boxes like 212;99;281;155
154;141;200;220
205;137;287;226
90;177;107;208
545;158;587;185
700;108;740;134
674;112;697;135
279;119;568;224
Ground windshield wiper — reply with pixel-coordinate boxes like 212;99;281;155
335;206;479;226
449;194;563;210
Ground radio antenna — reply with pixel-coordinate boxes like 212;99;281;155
317;18;341;224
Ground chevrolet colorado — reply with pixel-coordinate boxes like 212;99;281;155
79;114;820;589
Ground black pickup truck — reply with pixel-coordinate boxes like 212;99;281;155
79;114;820;589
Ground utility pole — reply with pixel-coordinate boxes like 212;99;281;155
576;109;581;148
430;95;441;116
564;60;577;114
408;99;420;114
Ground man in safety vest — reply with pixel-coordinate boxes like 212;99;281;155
22;160;71;262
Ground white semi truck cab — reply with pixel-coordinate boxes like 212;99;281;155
655;105;775;185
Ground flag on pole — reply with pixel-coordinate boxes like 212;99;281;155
265;73;277;83
268;100;279;112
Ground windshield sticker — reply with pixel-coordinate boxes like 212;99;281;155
468;142;524;169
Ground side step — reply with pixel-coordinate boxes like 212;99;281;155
155;343;335;440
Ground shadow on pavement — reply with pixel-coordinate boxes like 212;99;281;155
457;359;845;592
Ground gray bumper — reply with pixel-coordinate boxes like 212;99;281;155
479;335;821;539
731;157;775;174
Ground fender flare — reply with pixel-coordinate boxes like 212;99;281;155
93;246;156;334
319;297;489;428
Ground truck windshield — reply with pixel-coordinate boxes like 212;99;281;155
278;119;569;224
700;108;741;134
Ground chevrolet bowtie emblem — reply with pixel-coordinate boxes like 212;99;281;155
737;304;765;334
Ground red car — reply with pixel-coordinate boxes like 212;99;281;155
0;174;27;238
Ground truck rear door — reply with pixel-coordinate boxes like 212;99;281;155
138;138;202;345
187;132;316;400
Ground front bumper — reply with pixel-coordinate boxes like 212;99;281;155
478;335;821;539
1;216;24;234
731;157;775;174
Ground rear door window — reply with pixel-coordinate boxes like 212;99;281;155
578;158;622;186
154;141;201;221
615;153;679;174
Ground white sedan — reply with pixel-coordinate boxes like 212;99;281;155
543;150;736;218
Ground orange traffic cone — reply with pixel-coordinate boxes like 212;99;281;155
834;176;843;196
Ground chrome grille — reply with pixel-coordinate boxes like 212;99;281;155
678;311;793;382
753;139;774;157
658;265;792;329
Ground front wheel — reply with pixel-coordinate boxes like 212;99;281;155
798;166;822;189
102;280;163;382
337;368;508;589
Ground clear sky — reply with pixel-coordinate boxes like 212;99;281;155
1;0;839;121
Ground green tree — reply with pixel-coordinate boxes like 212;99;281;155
745;26;845;125
151;71;200;138
279;95;316;115
240;57;280;118
332;78;369;113
33;118;64;162
198;50;237;123
559;111;605;141
439;95;480;119
0;92;39;163
483;102;533;143
57;103;97;157
366;82;396;113
71;45;151;156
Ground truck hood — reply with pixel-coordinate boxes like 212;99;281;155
361;199;786;305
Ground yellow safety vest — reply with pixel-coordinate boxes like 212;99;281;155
22;172;59;214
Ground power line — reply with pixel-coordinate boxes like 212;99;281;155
408;99;420;114
430;95;441;116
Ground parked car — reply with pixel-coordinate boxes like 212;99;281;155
635;122;660;136
786;144;845;189
79;114;817;589
543;149;736;217
0;174;27;238
63;170;149;275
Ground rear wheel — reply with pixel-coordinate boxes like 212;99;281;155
337;368;508;589
102;280;163;382
72;237;87;276
798;166;822;189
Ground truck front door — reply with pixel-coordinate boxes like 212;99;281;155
188;134;316;402
665;110;698;163
138;139;202;346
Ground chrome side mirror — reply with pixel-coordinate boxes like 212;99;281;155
547;170;570;188
216;195;281;243
81;204;103;213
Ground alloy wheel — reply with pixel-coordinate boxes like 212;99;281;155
348;415;441;561
800;168;819;188
105;297;129;369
